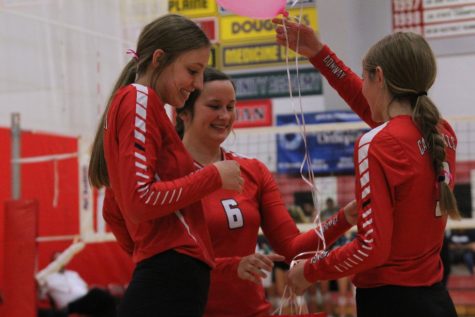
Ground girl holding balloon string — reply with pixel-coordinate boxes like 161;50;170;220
175;67;358;317
273;18;460;317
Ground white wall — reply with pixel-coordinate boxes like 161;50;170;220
313;0;475;119
272;94;325;115
433;54;475;117
0;0;167;143
1;0;474;146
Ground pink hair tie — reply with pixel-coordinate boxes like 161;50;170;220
438;170;452;184
444;170;453;184
126;49;139;61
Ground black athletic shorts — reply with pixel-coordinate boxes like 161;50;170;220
118;250;211;317
356;282;457;317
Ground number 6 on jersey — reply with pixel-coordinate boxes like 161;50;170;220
221;199;244;229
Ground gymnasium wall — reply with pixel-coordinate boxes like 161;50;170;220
0;127;133;295
1;1;475;144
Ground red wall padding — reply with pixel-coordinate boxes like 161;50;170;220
0;128;79;237
0;127;133;310
0;200;38;317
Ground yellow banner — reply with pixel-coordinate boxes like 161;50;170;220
222;42;308;70
168;0;217;17
219;7;318;43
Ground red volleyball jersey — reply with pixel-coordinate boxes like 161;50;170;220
303;46;457;287
201;149;352;317
102;84;222;266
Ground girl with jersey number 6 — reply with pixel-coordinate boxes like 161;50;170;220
175;67;359;317
273;18;460;317
88;14;243;317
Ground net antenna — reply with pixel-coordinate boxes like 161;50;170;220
11;113;21;200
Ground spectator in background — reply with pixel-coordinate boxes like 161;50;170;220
440;234;451;287
321;198;339;221
448;228;475;275
38;252;117;317
319;198;353;317
302;201;317;220
288;205;311;223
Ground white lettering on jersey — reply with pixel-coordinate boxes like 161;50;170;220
443;134;456;150
417;137;427;156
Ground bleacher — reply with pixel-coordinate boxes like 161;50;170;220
448;274;475;317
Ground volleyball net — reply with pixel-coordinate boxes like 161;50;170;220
5;113;475;249
223;114;475;230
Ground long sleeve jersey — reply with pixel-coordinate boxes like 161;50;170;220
201;149;352;317
102;84;222;267
303;46;457;288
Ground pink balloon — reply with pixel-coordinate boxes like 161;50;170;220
217;0;287;19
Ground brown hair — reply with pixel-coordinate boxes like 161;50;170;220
363;32;460;219
175;67;235;139
88;14;211;188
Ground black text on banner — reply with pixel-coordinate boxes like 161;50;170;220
231;68;322;100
